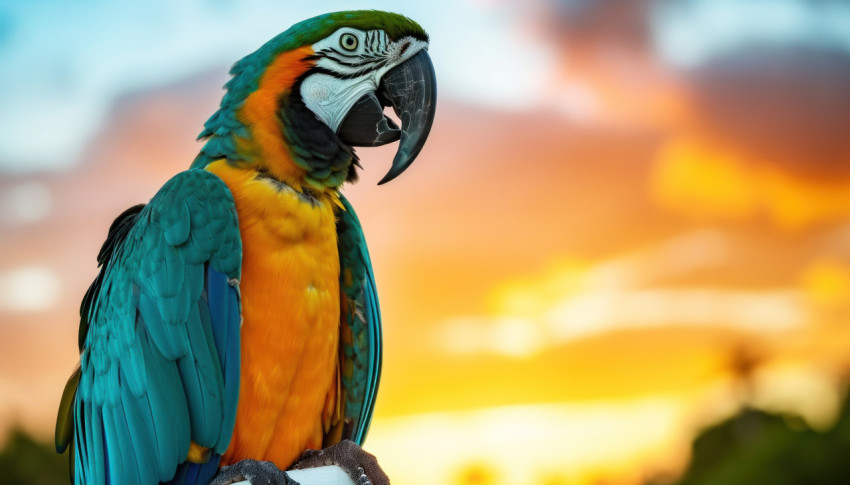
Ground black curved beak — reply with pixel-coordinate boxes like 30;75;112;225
338;49;437;184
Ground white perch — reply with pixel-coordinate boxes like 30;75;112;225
229;465;355;485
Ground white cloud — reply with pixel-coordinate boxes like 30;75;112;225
436;230;804;357
0;266;62;312
0;0;552;172
0;181;52;226
652;0;850;67
440;316;543;358
439;288;804;358
545;289;804;342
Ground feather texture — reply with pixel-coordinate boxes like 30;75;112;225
61;169;242;485
333;195;382;444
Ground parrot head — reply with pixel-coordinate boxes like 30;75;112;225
194;11;436;189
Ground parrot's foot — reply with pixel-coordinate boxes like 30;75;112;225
209;459;298;485
291;440;389;485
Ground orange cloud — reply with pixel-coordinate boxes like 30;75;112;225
651;136;850;230
801;259;850;308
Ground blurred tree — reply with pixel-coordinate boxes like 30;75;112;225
0;427;68;485
654;388;850;485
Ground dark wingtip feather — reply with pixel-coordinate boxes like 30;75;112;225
79;204;145;351
55;365;81;453
97;204;146;265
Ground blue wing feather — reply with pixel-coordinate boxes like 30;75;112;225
164;455;221;485
120;385;158;483
335;195;382;445
68;169;242;485
205;268;241;451
358;266;382;444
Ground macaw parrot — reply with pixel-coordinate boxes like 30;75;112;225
54;10;435;485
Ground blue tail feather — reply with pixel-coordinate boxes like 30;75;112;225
164;455;222;485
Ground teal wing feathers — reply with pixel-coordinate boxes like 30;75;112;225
336;195;382;445
61;169;242;485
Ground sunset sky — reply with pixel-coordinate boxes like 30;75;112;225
2;1;850;484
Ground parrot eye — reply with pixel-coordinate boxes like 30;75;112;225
339;33;359;51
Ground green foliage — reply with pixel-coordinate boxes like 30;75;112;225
662;390;850;485
0;428;69;485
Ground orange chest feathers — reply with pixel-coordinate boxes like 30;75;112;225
205;161;341;469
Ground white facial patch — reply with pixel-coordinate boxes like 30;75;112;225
300;28;429;133
300;73;376;133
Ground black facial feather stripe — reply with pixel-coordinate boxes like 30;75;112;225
312;62;390;80
364;30;390;55
300;30;393;79
325;47;364;60
306;48;385;70
328;48;386;63
367;31;378;53
305;58;389;80
316;53;377;69
327;49;383;65
306;49;383;63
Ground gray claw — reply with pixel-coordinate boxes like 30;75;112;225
209;459;298;485
291;440;389;485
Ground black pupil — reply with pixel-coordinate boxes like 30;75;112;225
344;36;355;48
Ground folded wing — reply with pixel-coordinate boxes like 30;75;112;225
332;195;383;446
56;169;242;485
